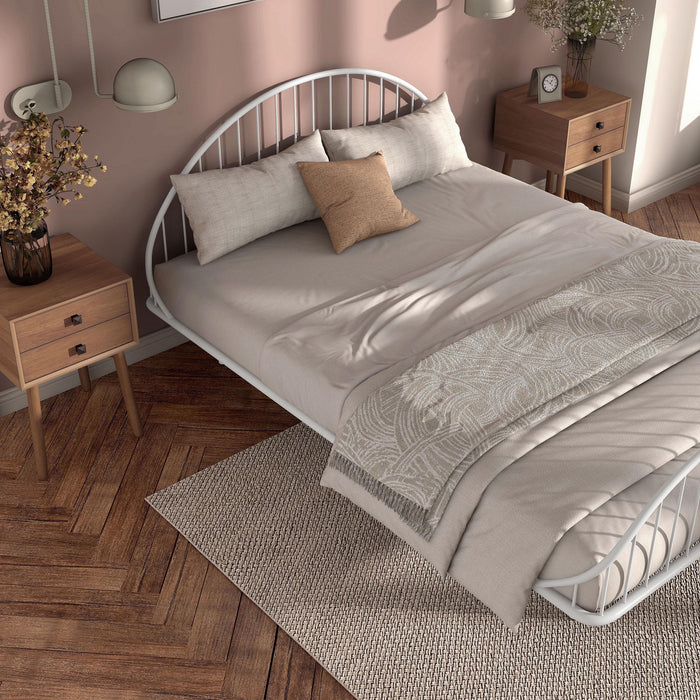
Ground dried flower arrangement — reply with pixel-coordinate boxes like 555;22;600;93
0;112;106;283
0;112;106;235
525;0;642;51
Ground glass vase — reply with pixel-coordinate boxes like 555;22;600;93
0;220;53;286
565;37;596;98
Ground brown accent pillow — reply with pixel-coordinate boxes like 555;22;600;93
296;152;420;254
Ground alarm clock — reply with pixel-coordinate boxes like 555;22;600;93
528;65;562;104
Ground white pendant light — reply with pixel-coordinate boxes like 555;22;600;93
464;0;515;19
84;0;178;113
10;0;177;118
112;59;177;113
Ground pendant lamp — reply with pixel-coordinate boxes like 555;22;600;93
11;0;177;118
464;0;515;19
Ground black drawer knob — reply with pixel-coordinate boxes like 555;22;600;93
70;314;82;326
75;343;87;355
593;145;602;153
596;121;605;130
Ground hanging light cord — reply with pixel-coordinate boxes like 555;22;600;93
83;0;111;99
42;0;63;109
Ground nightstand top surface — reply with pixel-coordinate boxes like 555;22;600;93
0;233;129;321
498;84;631;120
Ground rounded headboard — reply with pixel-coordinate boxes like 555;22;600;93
145;68;429;317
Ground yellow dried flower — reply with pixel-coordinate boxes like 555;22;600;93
0;112;104;233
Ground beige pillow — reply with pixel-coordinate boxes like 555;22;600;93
171;130;328;265
320;93;471;190
297;152;419;254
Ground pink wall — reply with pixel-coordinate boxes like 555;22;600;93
0;0;552;391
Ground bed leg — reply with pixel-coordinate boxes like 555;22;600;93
545;171;556;193
556;173;567;199
502;153;513;176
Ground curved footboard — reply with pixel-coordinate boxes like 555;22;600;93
534;448;700;625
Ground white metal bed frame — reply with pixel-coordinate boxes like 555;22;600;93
145;68;700;626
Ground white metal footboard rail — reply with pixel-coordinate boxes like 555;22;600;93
534;449;700;625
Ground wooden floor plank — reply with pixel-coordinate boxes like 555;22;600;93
312;667;353;700
48;383;124;509
148;404;295;431
0;648;226;696
163;543;209;630
621;206;651;231
0;563;126;590
0;682;185;700
186;563;242;663
0;614;189;658
122;443;193;594
667;191;700;242
646;198;682;238
265;628;316;700
94;422;177;564
222;595;278;700
150;533;191;627
0;588;157;624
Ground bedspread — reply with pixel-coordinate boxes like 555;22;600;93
328;238;700;537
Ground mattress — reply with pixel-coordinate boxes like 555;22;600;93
155;163;700;616
155;163;649;433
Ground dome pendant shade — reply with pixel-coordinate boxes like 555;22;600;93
112;58;178;113
464;0;515;19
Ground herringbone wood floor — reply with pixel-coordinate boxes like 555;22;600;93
0;184;698;699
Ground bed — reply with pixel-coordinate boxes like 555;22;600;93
146;69;700;628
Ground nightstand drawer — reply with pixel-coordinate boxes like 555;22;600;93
20;314;134;383
14;283;130;353
565;128;625;170
568;103;627;144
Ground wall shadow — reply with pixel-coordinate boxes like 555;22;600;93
385;0;454;40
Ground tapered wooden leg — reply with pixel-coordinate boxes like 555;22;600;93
602;157;612;216
113;352;143;437
78;366;91;392
27;386;48;480
556;172;567;199
502;153;513;176
545;170;556;193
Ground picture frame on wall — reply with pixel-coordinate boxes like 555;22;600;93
151;0;261;23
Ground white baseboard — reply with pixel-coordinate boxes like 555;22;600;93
0;326;186;417
533;163;699;214
565;163;700;213
562;174;630;212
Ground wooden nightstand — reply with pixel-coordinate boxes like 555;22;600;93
493;84;631;216
0;233;143;479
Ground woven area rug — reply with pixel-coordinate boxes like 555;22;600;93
147;423;700;700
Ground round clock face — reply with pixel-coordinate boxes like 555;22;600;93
542;73;559;93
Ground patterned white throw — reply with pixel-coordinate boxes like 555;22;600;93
329;239;700;537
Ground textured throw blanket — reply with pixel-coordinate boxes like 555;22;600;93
328;238;700;538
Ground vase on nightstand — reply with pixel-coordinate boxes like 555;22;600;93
565;37;596;98
0;219;53;286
